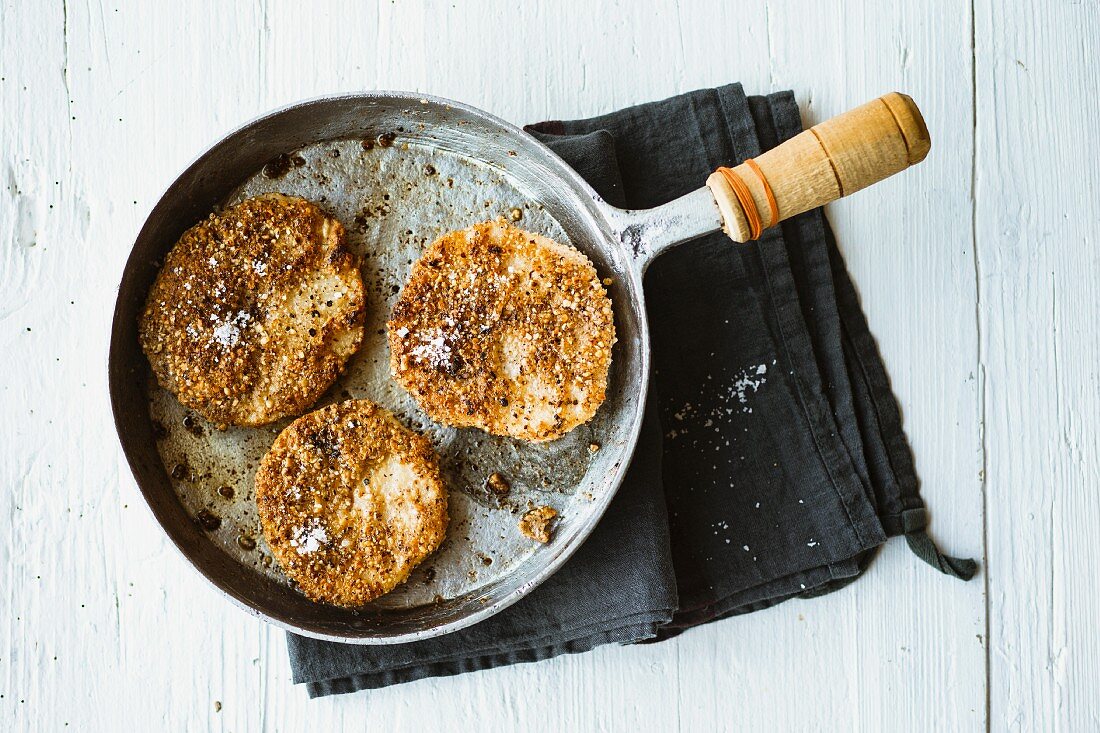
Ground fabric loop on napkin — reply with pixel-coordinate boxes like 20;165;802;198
288;84;976;697
900;508;978;580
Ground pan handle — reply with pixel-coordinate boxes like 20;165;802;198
612;92;929;270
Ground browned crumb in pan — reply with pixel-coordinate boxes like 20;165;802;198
387;220;615;442
486;471;511;495
519;505;558;543
254;399;448;607
139;193;365;428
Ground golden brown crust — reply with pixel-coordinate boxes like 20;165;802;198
254;399;448;607
139;194;365;427
387;220;615;442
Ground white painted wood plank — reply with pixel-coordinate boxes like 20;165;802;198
1;0;989;730
975;1;1100;730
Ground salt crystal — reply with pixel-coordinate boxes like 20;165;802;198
728;363;768;405
210;310;251;349
291;521;328;555
410;328;453;369
211;322;238;347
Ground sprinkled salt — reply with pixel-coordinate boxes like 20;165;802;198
210;310;251;349
729;363;767;409
212;322;239;348
410;328;453;369
290;521;328;555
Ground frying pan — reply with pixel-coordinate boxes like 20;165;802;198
110;91;929;643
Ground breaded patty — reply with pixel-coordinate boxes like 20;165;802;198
388;220;615;442
139;193;365;428
255;399;448;607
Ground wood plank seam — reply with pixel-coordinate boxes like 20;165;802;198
969;0;994;729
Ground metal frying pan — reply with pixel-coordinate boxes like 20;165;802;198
109;91;928;643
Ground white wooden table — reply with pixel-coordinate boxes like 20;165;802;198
2;1;1096;730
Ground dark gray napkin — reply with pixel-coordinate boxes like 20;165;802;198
288;84;975;696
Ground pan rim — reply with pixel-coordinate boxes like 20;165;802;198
108;90;652;644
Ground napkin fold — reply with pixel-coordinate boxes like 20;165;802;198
288;83;975;697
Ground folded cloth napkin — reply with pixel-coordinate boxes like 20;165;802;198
288;83;976;696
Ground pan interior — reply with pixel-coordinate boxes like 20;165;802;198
114;95;647;642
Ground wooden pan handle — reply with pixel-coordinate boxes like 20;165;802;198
705;92;930;242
